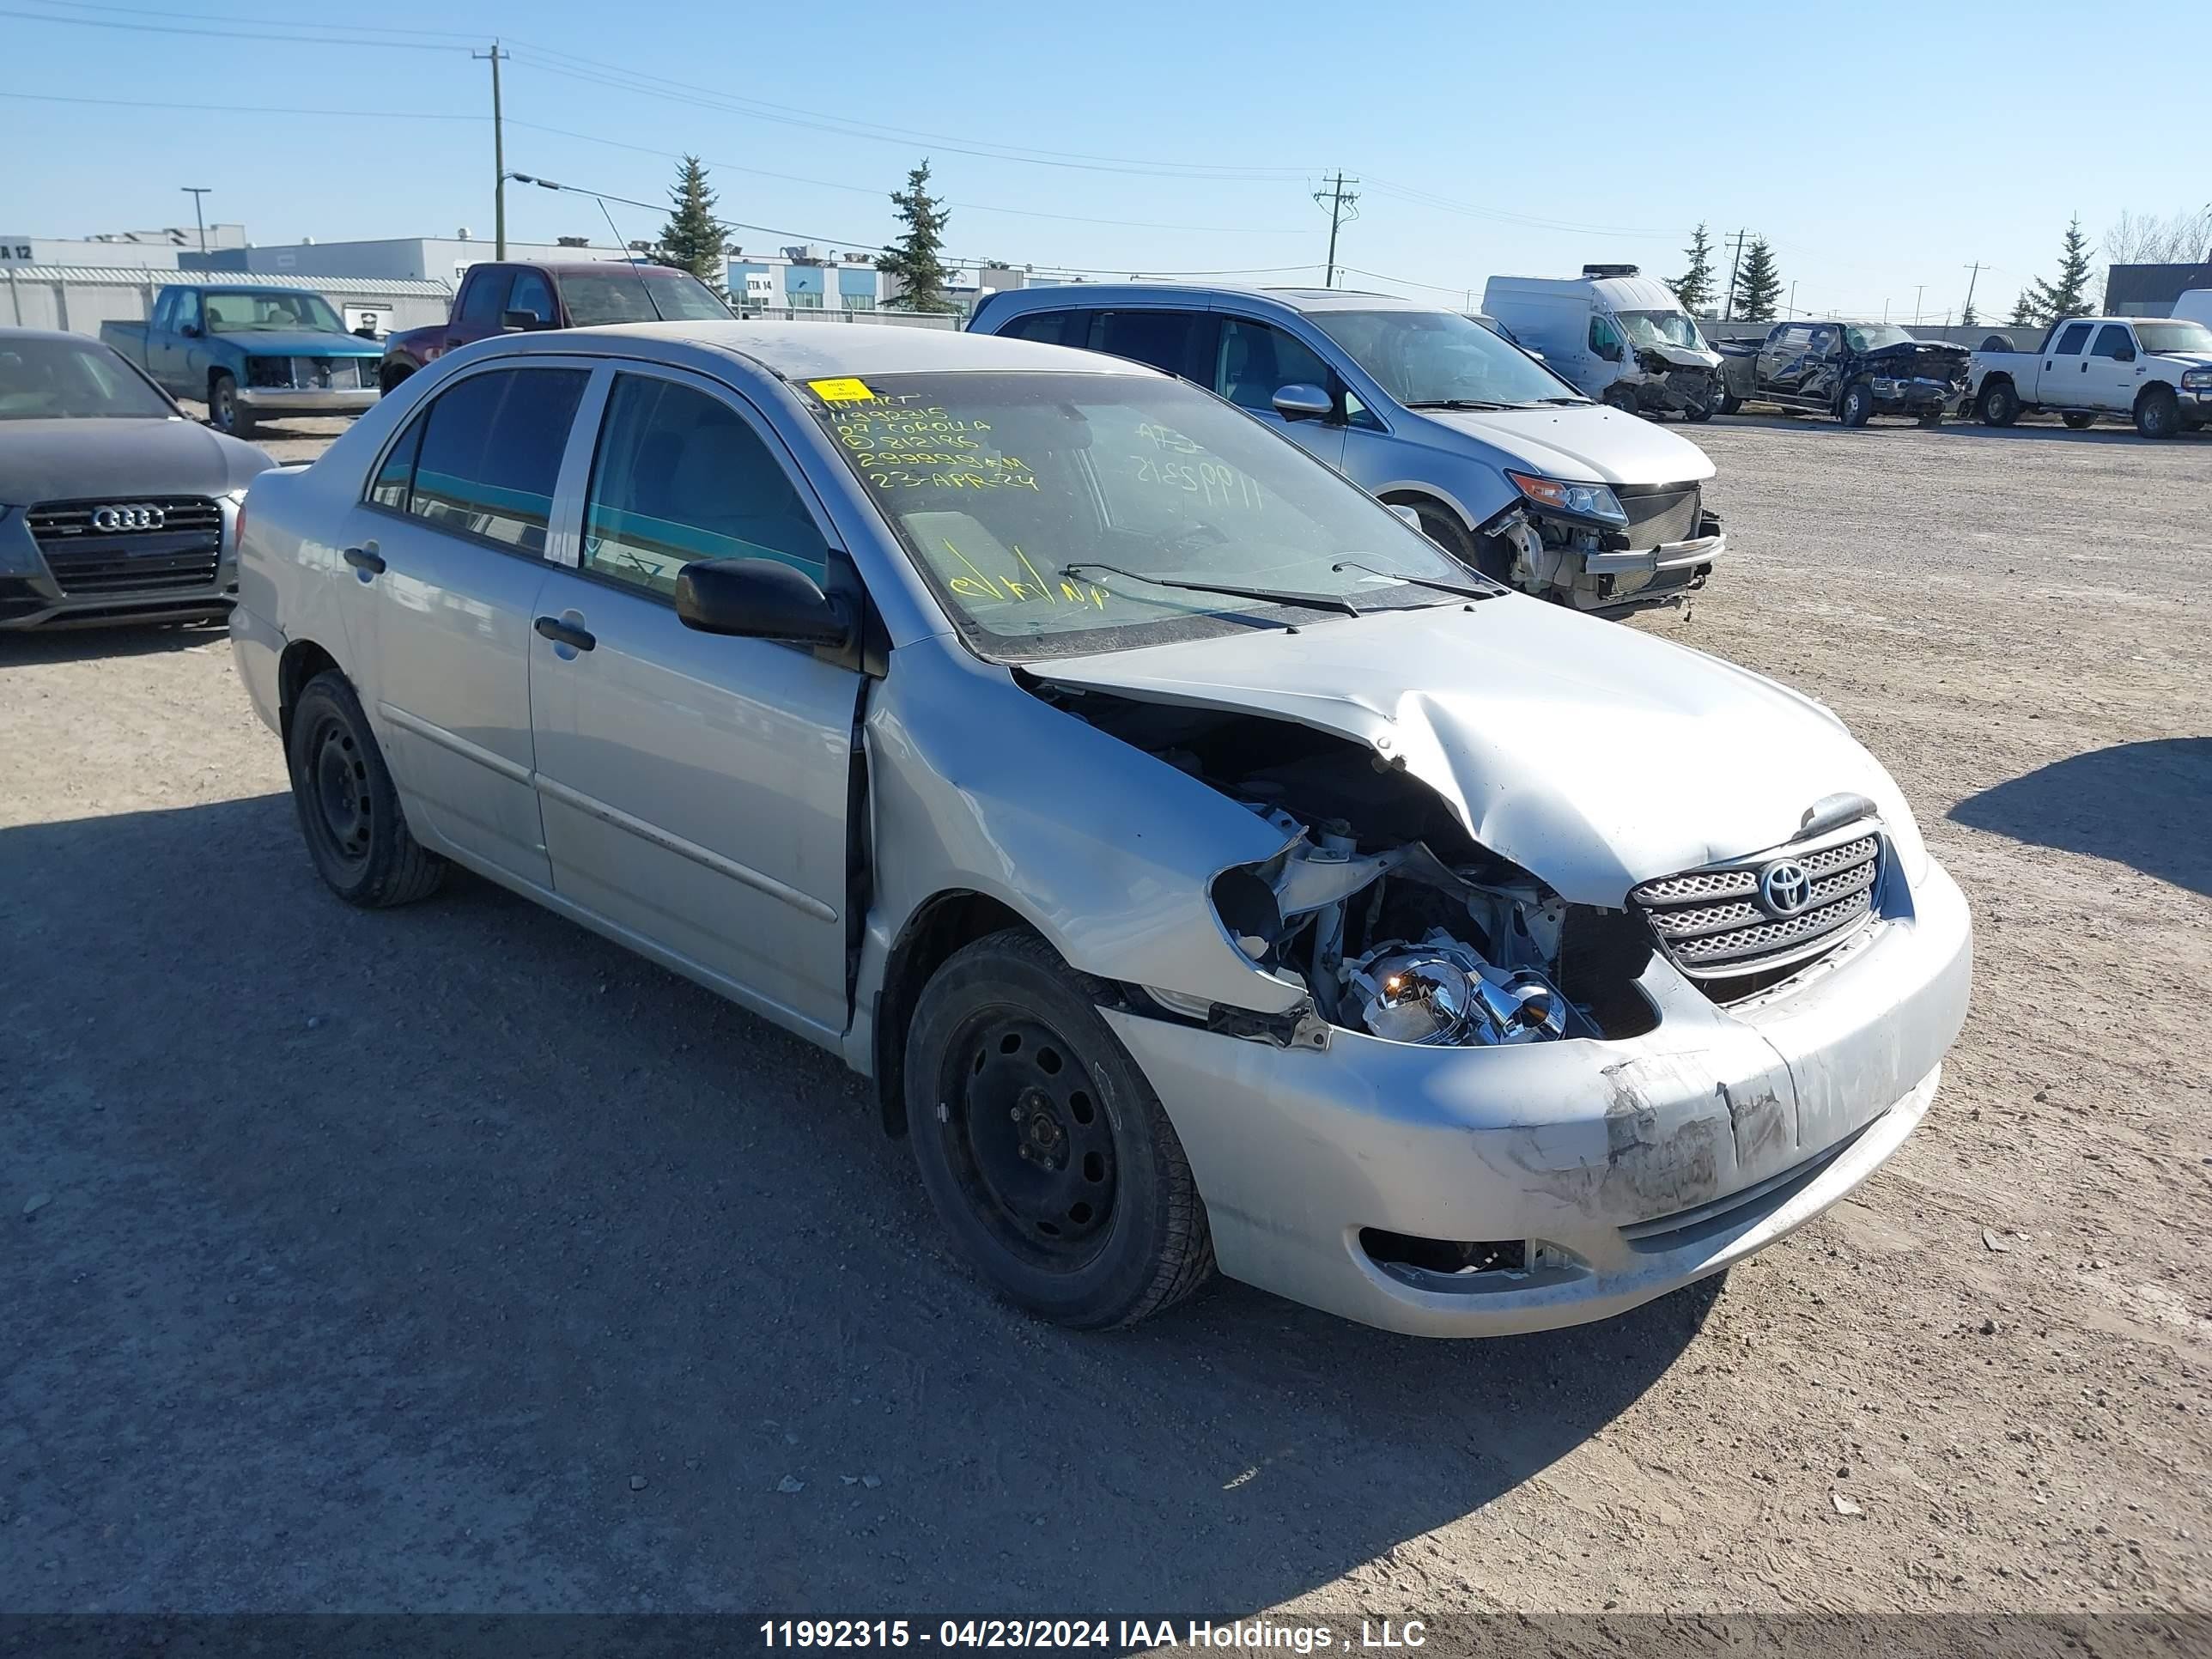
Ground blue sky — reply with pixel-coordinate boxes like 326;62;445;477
8;0;2209;321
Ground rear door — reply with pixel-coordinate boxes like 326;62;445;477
526;365;861;1036
349;358;590;886
1756;324;1812;401
2082;324;2142;411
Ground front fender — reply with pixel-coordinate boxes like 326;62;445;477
859;635;1305;1020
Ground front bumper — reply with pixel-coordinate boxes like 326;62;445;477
1106;854;1972;1337
1869;377;1966;414
2180;385;2212;418
234;386;379;416
0;499;238;630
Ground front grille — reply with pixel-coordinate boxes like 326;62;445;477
1633;830;1881;989
1615;482;1701;550
28;496;223;596
248;356;372;390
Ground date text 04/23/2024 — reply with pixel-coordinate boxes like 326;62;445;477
757;1619;1430;1650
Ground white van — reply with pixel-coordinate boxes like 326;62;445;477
1484;266;1723;422
2172;289;2212;330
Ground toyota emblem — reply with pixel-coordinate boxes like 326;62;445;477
1759;860;1813;917
91;504;165;532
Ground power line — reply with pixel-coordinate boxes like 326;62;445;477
25;0;487;37
0;88;481;119
0;5;468;48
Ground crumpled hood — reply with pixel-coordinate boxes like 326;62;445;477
1638;343;1723;370
212;331;381;357
1035;597;1913;904
1863;340;1969;369
0;418;274;504
1419;403;1717;486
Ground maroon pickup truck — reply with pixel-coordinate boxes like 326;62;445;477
378;260;731;392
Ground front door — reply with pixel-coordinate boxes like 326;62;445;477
1209;315;1346;469
2082;324;2142;411
527;367;860;1036
349;360;590;887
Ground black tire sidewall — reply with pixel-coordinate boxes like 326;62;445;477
1841;385;1873;426
2136;388;2178;439
1980;383;2018;426
210;374;246;434
284;672;413;905
904;937;1188;1328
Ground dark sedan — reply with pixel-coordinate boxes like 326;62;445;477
0;329;275;631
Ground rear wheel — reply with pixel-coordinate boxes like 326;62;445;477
903;930;1213;1329
285;671;446;907
2062;411;2095;429
1978;380;2021;427
209;372;255;438
1839;383;1875;427
2135;385;2179;440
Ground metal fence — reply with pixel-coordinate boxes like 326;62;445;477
1;266;455;337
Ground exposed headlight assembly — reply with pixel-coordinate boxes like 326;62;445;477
1504;471;1628;526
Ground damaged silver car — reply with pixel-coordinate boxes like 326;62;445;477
231;322;1972;1338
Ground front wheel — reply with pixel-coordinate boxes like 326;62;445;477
1404;500;1508;584
285;671;447;907
1684;400;1715;423
209;372;255;437
903;930;1213;1329
1602;386;1640;416
1978;380;2021;427
1719;391;1742;416
1839;383;1875;427
2135;386;2180;440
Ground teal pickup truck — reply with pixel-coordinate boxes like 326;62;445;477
100;284;382;437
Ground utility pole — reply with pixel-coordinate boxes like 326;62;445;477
1787;280;1797;318
1313;171;1358;289
475;40;508;258
179;186;210;256
1913;283;1926;325
1961;261;1986;322
1722;228;1749;321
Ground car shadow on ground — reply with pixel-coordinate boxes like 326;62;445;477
2;792;1715;1613
1949;738;2212;897
0;618;229;664
1707;412;2198;444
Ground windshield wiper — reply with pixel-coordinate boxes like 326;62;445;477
1061;562;1362;617
1402;398;1512;410
1535;395;1590;404
1331;559;1500;601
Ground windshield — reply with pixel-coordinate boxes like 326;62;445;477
804;370;1486;661
203;292;344;333
562;270;731;325
1842;324;1916;352
1307;308;1582;406
0;337;174;420
2134;320;2212;355
1616;309;1704;351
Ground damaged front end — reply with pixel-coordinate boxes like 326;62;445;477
1633;346;1723;418
1482;486;1723;616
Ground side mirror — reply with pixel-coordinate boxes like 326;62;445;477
2115;345;2136;363
1387;503;1423;530
676;556;851;648
501;309;550;331
1271;383;1334;422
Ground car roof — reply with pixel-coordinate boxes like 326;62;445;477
980;283;1434;316
507;261;696;278
538;319;1160;379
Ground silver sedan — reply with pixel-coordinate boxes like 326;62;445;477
230;321;1971;1336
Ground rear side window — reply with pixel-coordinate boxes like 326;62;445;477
581;374;829;598
456;270;511;325
1087;310;1202;377
2091;325;2133;359
1215;319;1334;410
2052;323;2093;356
378;367;588;554
997;309;1073;346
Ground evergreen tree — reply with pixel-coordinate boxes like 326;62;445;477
2025;215;2096;324
878;160;952;313
658;155;726;292
2008;291;2037;327
1735;238;1783;322
1668;222;1717;315
1960;300;1978;327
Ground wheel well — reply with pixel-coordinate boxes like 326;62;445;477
1981;373;2015;394
208;365;232;398
2136;380;2177;408
1377;489;1469;532
276;638;342;745
380;362;413;394
872;890;1030;1137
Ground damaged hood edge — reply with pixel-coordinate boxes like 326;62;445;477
1032;600;1913;908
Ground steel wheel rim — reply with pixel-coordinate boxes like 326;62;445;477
935;1010;1117;1271
304;714;373;872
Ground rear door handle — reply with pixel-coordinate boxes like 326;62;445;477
342;546;385;574
534;615;596;652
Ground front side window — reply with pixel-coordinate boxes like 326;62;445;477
383;367;588;554
2053;323;2094;356
508;270;556;325
1589;315;1625;358
1310;308;1582;407
0;338;174;421
176;291;203;334
1806;327;1838;356
1215;319;1334;410
804;370;1480;662
2091;325;2134;360
582;374;829;598
202;292;344;333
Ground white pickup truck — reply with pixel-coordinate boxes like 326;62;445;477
1970;316;2212;437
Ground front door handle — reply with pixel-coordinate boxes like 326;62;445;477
534;615;597;652
342;546;385;574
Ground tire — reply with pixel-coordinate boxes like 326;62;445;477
1684;400;1714;423
208;372;255;438
1839;383;1874;427
2135;385;2180;440
378;362;414;397
2062;412;2095;430
903;929;1213;1330
1917;411;1944;428
1978;380;2021;427
284;671;447;908
1719;392;1742;416
1602;386;1640;416
1403;500;1508;584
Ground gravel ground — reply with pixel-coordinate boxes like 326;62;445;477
3;406;2208;1625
